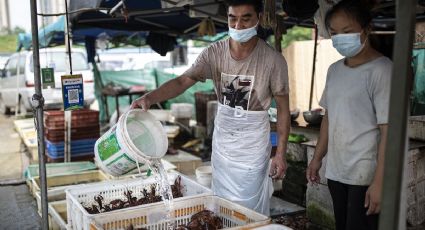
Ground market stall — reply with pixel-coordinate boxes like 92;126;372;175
26;0;423;229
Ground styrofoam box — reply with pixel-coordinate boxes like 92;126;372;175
48;200;68;230
90;195;271;230
408;116;425;141
32;170;111;200
170;103;193;119
66;172;212;230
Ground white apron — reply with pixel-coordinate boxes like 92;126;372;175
211;103;273;216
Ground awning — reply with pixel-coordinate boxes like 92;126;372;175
69;0;229;37
17;16;148;51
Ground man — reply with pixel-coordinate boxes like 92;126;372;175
131;0;290;216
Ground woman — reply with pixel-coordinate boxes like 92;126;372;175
306;1;392;230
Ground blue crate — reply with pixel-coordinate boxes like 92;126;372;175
46;150;94;160
45;139;96;158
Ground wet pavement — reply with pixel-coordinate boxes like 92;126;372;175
0;114;27;182
0;113;41;229
0;184;41;229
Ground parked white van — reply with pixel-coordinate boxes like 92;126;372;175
0;48;95;114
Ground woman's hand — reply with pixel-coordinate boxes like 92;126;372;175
365;180;382;215
270;154;287;179
130;95;151;111
306;157;322;185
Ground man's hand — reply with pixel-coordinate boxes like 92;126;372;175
130;95;151;111
270;154;287;179
365;180;382;215
306;158;322;185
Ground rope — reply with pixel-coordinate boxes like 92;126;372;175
64;0;73;75
41;16;48;68
36;7;110;17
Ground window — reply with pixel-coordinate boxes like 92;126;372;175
30;51;89;72
5;57;18;76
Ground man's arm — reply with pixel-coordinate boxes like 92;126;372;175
270;94;290;179
365;124;388;215
131;75;197;110
306;112;329;184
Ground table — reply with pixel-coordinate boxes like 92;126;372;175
101;87;147;122
162;150;203;175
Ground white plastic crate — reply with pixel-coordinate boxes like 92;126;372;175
90;195;271;230
66;172;211;230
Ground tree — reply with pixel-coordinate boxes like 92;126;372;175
12;27;26;35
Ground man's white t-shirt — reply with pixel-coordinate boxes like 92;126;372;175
320;56;392;186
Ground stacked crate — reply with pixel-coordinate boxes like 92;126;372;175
44;110;100;162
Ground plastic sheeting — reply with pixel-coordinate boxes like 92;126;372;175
412;47;425;115
93;65;214;122
155;69;215;110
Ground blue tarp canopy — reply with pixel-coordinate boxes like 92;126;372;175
17;16;148;51
69;0;228;37
18;0;230;56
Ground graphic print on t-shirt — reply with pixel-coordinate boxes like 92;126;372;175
220;72;254;111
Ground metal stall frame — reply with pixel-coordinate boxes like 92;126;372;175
30;0;49;229
379;0;417;230
28;0;419;229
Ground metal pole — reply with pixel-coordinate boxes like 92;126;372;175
30;0;49;229
378;0;417;229
274;33;282;53
64;0;72;162
309;24;318;111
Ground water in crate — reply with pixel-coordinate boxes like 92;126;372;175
149;159;176;230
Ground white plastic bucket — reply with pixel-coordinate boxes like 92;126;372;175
253;224;293;230
195;165;212;187
94;109;168;177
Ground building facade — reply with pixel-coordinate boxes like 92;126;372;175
38;0;66;26
0;0;11;34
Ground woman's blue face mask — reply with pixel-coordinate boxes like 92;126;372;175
331;32;366;57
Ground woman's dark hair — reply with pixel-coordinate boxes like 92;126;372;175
324;0;373;31
224;0;263;15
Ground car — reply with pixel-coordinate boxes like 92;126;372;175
0;54;10;70
0;48;95;115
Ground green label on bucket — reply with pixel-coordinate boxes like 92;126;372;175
98;133;121;161
106;153;144;174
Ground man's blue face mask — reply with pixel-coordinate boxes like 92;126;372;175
228;22;258;43
331;32;366;58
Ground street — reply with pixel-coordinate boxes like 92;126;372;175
0;113;41;229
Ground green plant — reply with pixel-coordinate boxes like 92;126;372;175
268;26;313;49
281;26;313;48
